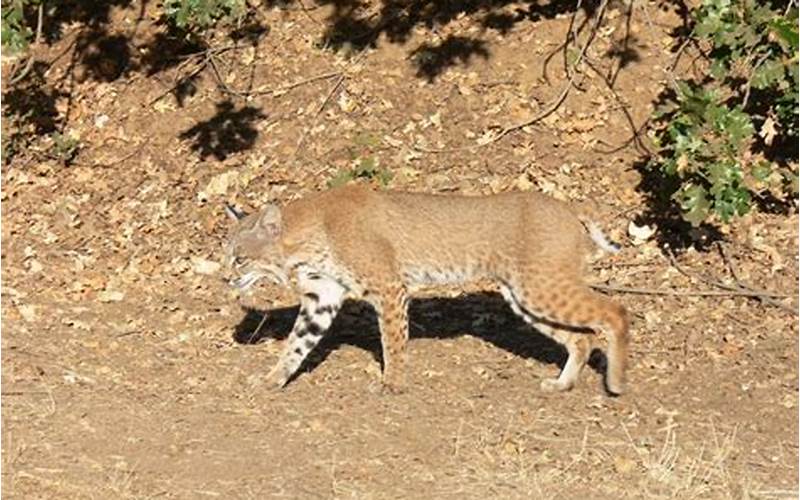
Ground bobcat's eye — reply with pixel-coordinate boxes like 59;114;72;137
233;256;244;266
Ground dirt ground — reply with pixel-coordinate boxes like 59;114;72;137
2;0;798;498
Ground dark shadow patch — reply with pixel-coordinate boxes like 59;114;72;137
234;305;299;344
179;100;267;160
229;14;271;43
140;32;208;76
410;36;490;82
77;31;132;81
1;61;65;166
312;0;608;78
233;292;609;391
633;153;725;253
39;0;134;44
482;12;521;34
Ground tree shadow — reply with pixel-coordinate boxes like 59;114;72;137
633;153;725;253
309;0;603;81
233;292;608;388
3;0;272;164
410;36;490;82
178;100;267;160
632;90;720;252
2;61;65;166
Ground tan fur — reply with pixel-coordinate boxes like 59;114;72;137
225;185;629;395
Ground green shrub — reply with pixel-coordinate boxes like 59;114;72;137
328;156;393;188
649;0;799;226
163;0;246;30
1;0;36;53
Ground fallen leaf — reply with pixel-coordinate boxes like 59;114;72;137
337;90;357;113
759;116;777;146
198;171;239;201
192;257;222;276
98;290;125;303
613;456;637;474
627;221;656;245
514;173;534;191
18;304;37;322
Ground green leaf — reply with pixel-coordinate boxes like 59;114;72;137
354;156;377;177
677;183;712;226
710;58;728;80
719;107;754;148
327;169;354;188
752;58;785;89
770;18;799;52
751;161;773;182
377;168;393;186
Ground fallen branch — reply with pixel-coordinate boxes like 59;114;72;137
490;0;609;144
591;283;792;300
148;60;207;106
715;242;795;314
600;250;797;314
247;71;342;97
583;57;651;154
148;44;241;106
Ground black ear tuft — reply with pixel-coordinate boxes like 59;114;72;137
224;203;246;221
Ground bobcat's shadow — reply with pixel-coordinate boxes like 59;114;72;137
233;292;606;385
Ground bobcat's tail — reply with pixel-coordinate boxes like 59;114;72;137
584;220;621;254
573;199;622;254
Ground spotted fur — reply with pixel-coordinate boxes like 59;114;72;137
224;185;629;395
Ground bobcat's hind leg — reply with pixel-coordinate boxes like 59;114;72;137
537;329;593;392
500;278;629;395
500;284;592;392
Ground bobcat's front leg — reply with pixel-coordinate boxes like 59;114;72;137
265;274;346;388
371;283;410;393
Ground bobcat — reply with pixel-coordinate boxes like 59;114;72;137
224;185;629;395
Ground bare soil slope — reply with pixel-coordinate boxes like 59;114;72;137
3;1;798;498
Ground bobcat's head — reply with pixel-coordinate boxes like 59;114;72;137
224;204;289;290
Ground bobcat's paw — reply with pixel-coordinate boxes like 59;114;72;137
540;378;573;392
380;373;407;395
265;365;290;390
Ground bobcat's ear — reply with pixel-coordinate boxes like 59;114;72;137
258;204;282;237
224;203;246;221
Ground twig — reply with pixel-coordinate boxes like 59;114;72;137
583;57;651;154
8;2;44;86
592;117;651;154
542;0;588;84
716;242;795;314
207;51;249;99
667;37;692;75
493;0;609;142
294;74;346;156
115;330;142;338
147;44;241;106
249;71;342;97
562;0;585;84
98;137;151;167
665;249;796;314
247;312;270;344
295;0;321;25
148;61;207;106
316;74;346;113
412;0;608;154
742;51;771;109
591;283;791;299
